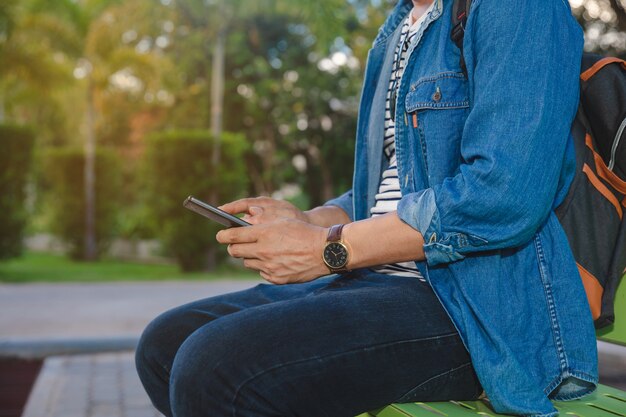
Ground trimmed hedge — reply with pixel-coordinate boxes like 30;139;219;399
44;148;121;260
0;124;36;260
144;130;248;271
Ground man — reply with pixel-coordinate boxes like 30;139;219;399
136;0;598;416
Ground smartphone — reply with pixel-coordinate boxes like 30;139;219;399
183;196;251;228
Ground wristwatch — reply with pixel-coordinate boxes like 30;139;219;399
323;224;350;273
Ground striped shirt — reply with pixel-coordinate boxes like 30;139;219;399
370;7;432;280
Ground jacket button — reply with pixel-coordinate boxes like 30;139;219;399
432;87;442;102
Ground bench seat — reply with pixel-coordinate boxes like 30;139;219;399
357;384;626;417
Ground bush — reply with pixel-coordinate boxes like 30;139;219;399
43;148;121;260
144;130;248;271
0;124;36;260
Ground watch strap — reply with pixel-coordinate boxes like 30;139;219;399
327;224;345;242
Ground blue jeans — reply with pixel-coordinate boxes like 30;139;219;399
135;269;482;417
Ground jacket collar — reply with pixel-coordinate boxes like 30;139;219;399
373;0;443;47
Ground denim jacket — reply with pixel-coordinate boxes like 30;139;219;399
325;0;598;415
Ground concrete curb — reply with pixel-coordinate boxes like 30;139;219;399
0;336;139;359
21;356;65;417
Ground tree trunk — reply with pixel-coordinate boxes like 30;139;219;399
84;79;97;261
318;156;335;204
248;163;268;196
206;0;227;271
210;19;226;169
0;93;5;123
609;0;626;33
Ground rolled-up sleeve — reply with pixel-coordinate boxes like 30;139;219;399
323;189;354;222
397;0;583;266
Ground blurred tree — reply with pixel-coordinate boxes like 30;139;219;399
605;0;626;31
143;130;248;271
43;147;122;260
0;0;17;123
0;0;72;125
22;0;169;260
171;0;350;187
570;0;626;56
0;125;35;260
163;1;390;206
223;13;361;205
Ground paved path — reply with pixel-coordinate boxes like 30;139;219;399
21;352;162;417
0;280;260;341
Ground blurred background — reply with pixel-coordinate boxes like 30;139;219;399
1;0;625;274
1;1;626;417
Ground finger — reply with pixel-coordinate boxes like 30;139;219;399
242;258;265;271
215;226;258;244
219;197;273;215
249;206;264;216
218;198;255;215
242;206;264;225
260;271;277;284
260;272;288;285
227;243;259;259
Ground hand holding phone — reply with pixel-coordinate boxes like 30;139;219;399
183;196;251;228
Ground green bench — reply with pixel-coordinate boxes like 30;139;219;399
358;275;626;417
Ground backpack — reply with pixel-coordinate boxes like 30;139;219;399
451;0;626;329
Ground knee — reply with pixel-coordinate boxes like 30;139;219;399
168;327;235;416
137;310;173;360
135;306;193;379
168;322;290;417
136;296;241;384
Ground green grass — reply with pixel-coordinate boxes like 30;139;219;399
0;252;259;283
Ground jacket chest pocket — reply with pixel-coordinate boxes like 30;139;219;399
405;72;469;185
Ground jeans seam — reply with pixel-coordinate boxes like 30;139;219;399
395;361;474;403
534;234;568;379
230;332;460;417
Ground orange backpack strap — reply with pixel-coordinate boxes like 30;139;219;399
581;57;626;82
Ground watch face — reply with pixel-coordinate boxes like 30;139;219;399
323;242;348;269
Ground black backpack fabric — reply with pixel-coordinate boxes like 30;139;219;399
451;0;626;328
558;57;626;329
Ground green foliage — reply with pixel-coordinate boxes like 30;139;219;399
222;14;358;204
0;124;35;260
0;0;17;43
144;130;248;271
43;147;121;260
